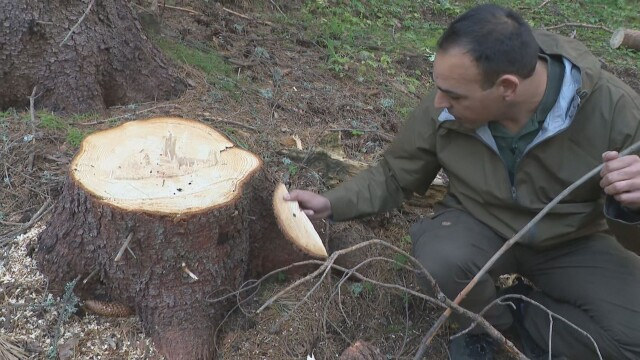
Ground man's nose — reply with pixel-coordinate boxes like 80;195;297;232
434;90;450;109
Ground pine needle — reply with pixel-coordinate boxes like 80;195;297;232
0;334;28;360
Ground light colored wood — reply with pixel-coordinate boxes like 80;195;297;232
71;117;261;214
610;28;640;50
272;183;327;258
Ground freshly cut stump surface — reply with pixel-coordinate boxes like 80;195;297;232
37;117;264;360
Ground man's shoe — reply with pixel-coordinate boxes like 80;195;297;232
448;333;497;360
500;277;568;360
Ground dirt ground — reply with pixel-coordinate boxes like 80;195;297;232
1;1;639;360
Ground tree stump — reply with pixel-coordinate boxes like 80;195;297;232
610;28;640;51
36;117;299;360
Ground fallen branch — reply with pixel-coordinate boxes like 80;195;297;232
455;294;603;360
211;239;525;358
539;0;551;8
158;3;202;15
201;116;258;132
28;86;40;124
413;140;640;359
222;7;274;26
0;200;52;246
543;22;613;33
77;104;181;126
60;0;96;46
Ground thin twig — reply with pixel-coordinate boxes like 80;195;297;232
114;233;134;262
269;0;286;16
82;268;99;285
0;200;52;246
210;239;524;358
413;140;640;359
543;23;613;33
456;294;603;360
29;86;38;124
222;7;274;26
77;104;181;126
203;116;258;132
158;3;201;15
60;0;96;46
539;0;551;8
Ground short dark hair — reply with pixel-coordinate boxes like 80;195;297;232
437;4;540;88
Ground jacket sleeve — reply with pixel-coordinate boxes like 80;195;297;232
604;80;640;227
324;91;442;221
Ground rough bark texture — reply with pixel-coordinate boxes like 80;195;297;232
36;171;262;360
0;0;186;112
246;178;320;278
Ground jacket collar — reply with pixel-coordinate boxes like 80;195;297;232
533;29;600;99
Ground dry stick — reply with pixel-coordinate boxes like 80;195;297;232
256;239;445;313
60;0;96;46
0;200;52;246
539;0;552;8
222;7;274;26
204;116;258;132
82;268;99;285
458;295;604;360
209;245;524;358
269;0;286;16
29;86;38;124
543;23;613;33
158;3;202;15
114;232;133;262
77;104;180;126
413;140;640;360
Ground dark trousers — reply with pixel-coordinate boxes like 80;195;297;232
410;208;640;360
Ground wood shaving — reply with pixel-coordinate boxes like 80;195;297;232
0;225;163;359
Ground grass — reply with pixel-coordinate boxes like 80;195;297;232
33;111;89;147
299;0;444;77
459;0;640;67
154;35;243;97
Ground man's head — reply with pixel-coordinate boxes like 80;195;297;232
432;4;540;127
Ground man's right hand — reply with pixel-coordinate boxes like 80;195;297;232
284;190;332;220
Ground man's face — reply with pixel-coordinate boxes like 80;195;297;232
432;47;503;128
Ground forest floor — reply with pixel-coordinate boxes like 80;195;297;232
1;1;639;359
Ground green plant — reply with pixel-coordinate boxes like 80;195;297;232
154;36;237;88
66;127;85;147
38;111;66;129
393;253;409;270
301;0;444;77
47;279;79;360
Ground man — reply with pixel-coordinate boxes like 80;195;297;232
286;4;640;360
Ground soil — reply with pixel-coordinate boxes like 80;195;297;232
1;2;638;360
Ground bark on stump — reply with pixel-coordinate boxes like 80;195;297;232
610;28;640;51
36;117;281;360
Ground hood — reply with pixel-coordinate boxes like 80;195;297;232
534;29;602;98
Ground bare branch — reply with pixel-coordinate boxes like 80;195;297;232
60;0;96;46
543;23;613;33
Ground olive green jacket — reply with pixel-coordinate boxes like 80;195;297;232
324;30;640;248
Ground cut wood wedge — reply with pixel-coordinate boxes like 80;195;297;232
272;183;328;258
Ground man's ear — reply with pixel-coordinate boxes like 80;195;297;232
496;75;519;100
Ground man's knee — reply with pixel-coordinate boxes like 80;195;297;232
412;231;481;295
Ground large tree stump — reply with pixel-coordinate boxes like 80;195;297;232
36;117;317;359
